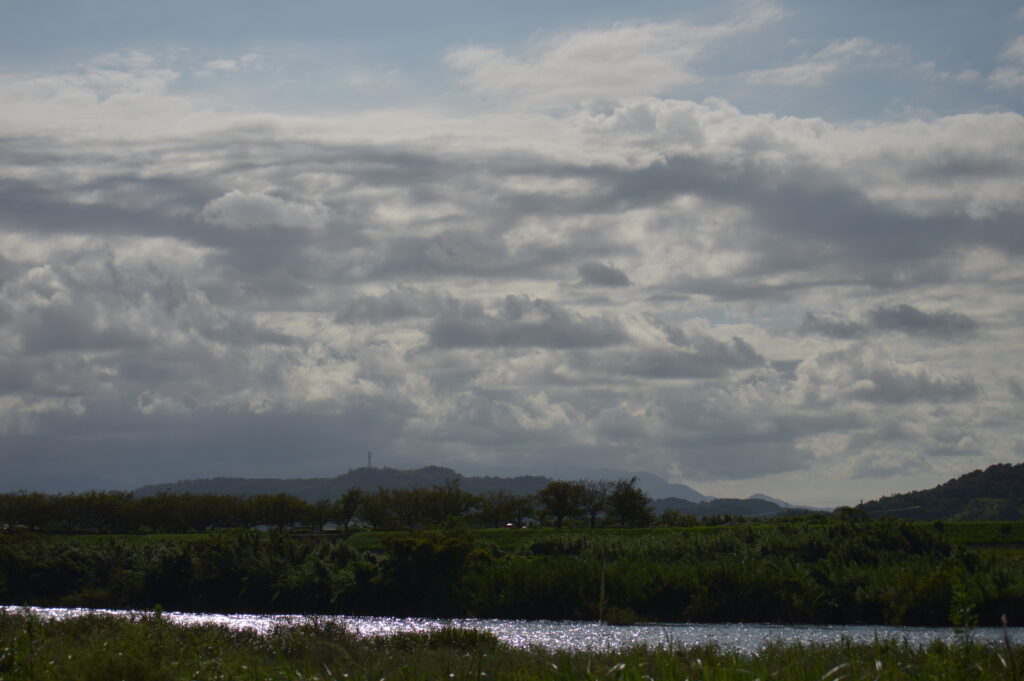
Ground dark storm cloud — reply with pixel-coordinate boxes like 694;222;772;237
577;261;630;286
428;295;628;349
800;304;978;341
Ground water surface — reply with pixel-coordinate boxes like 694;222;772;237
6;606;1022;654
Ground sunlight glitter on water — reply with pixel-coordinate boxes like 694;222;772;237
6;606;1024;653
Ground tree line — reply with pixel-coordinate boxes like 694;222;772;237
2;519;1019;626
0;477;664;534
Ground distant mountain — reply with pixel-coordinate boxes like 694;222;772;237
135;466;552;501
859;463;1024;520
135;465;798;517
619;471;708;503
653;496;787;518
748;493;827;512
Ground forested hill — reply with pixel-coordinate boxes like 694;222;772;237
860;463;1024;520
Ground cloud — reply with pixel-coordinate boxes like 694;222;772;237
570;317;764;380
799;312;868;340
989;36;1024;89
200;190;330;231
577;261;630;286
849;366;978;404
745;37;890;86
800;304;978;341
428;295;628;349
446;5;782;107
0;41;1022;499
1009;378;1024;401
196;53;261;77
334;286;460;323
867;304;978;338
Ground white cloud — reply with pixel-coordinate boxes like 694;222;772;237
196;53;262;77
446;4;782;108
988;36;1024;89
1004;36;1024;63
745;37;890;86
200;190;330;230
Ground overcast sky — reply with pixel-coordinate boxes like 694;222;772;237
2;1;1023;505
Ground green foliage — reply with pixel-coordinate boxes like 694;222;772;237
535;480;585;528
4;520;1024;625
861;462;1024;520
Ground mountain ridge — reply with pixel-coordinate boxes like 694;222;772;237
134;466;794;517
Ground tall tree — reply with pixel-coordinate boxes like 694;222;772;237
578;480;611;528
537;480;584;528
607;477;653;527
333;488;364;531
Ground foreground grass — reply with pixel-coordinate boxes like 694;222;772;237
1;611;1023;681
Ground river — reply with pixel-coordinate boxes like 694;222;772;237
6;606;1024;654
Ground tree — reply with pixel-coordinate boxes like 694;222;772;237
578;480;611;528
333;488;364;531
306;498;333;532
607;477;653;527
536;480;584;528
478;490;519;528
421;479;478;526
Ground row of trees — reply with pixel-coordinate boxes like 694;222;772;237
0;478;656;534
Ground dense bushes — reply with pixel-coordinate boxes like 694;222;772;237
3;520;1023;626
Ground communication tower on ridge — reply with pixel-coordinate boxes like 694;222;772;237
367;450;373;469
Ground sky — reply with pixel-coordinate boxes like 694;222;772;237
1;1;1023;506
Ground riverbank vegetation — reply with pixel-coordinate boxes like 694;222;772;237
3;519;1023;626
1;609;1022;681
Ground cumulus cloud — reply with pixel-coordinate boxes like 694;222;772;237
200;190;330;231
0;29;1022;501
